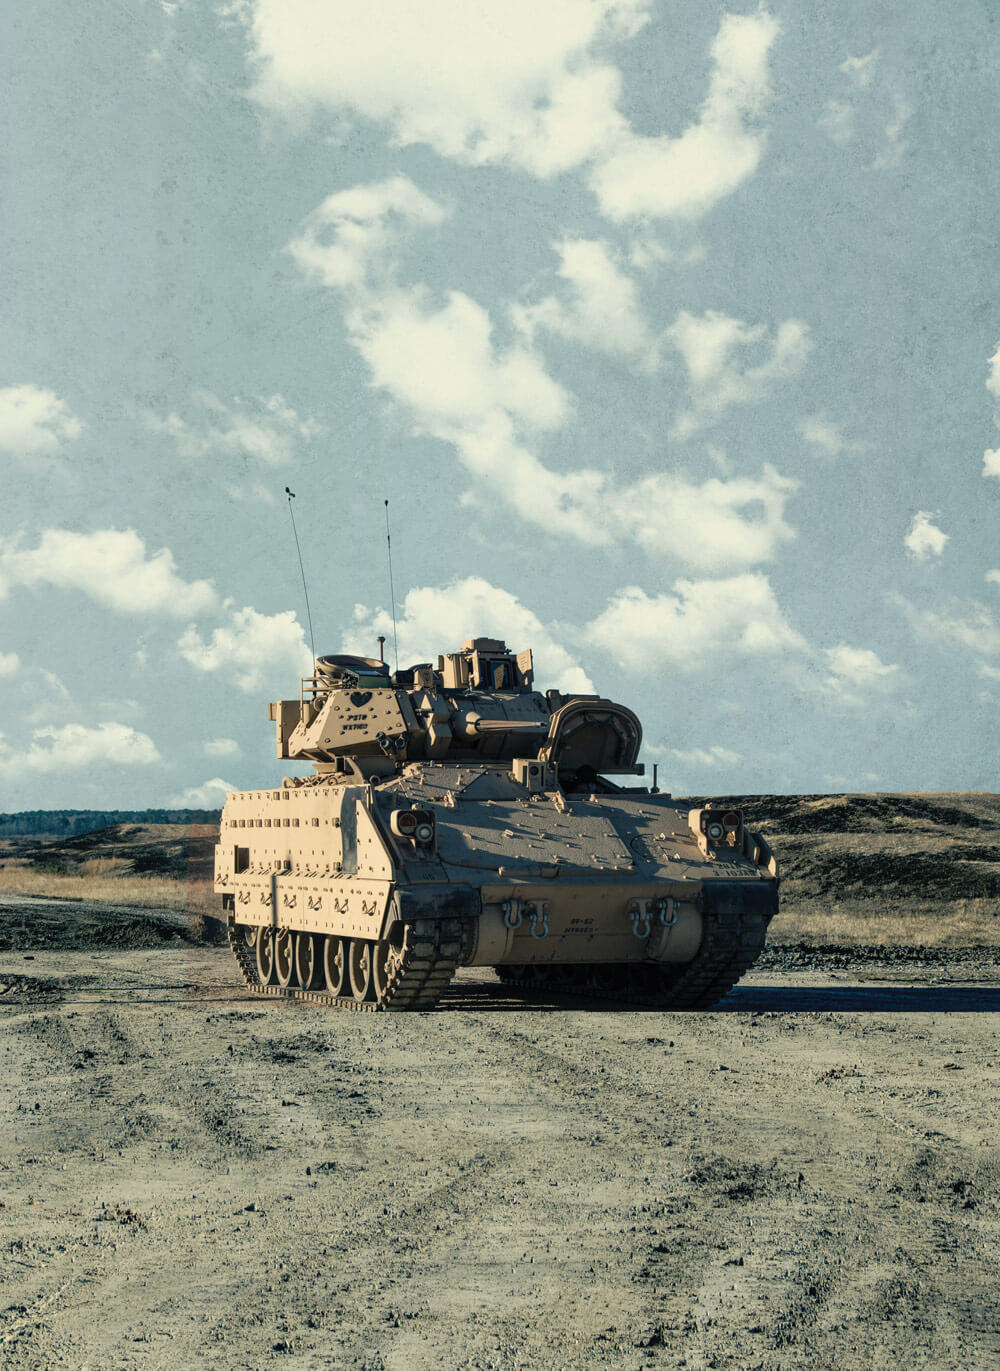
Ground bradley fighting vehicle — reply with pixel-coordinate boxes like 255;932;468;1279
216;637;778;1010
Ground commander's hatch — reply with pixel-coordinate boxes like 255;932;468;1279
539;699;642;774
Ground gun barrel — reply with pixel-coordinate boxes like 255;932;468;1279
469;719;550;736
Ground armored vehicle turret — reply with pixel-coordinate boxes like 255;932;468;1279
216;637;778;1010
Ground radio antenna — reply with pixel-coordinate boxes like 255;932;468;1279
384;498;399;672
285;487;316;665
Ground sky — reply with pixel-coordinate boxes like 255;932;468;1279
1;0;998;809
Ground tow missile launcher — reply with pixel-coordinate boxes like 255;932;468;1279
216;637;778;1010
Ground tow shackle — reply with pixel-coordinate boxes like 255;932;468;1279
502;898;549;939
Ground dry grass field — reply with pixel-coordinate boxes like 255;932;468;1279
2;794;998;948
0;823;219;929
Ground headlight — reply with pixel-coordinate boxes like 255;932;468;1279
391;808;435;846
690;806;743;848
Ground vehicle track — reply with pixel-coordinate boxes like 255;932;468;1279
495;905;769;1009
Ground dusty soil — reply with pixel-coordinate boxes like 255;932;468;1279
2;890;1000;1370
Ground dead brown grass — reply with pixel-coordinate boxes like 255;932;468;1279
772;897;1000;947
2;867;997;948
0;868;219;917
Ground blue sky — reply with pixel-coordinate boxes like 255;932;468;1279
1;1;998;808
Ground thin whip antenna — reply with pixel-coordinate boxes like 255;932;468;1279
285;487;315;664
384;498;399;672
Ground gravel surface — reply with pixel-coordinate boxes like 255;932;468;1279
2;914;1000;1370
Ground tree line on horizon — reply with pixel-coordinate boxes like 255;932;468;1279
0;809;221;838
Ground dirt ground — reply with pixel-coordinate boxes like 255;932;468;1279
2;893;1000;1370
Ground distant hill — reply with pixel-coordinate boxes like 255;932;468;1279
6;823;219;883
0;809;221;838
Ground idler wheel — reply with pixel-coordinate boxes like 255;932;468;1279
293;932;319;990
348;939;373;1002
322;936;347;995
256;927;276;985
274;930;294;988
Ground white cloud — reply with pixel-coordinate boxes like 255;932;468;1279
455;418;797;566
872;96;912;169
512;238;654;364
286;175;448;290
0;723;161;777
288;178;800;569
146;391;320;466
980;663;1000;682
818;100;855;145
246;5;778;224
591;11;781;221
610;465;797;569
988;343;1000;404
583;574;808;672
823;643;898;685
667;311;812;438
814;643;902;711
178;605;313;691
983;346;1000;477
820;50;909;169
892;593;1000;657
904;511;949;561
0;529;218;617
986;570;1000;586
0;651;20;677
345;575;594;694
841;49;879;89
0;385;82;461
356;288;571;435
628;236;706;272
168;777;235;807
203;737;242;759
338;573;903;721
38;670;71;703
247;0;645;178
798;412;865;458
667;744;742;768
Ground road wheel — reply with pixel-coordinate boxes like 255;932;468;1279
323;936;346;995
274;929;294;988
256;927;276;984
294;932;318;989
348;939;373;1002
241;924;256;948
